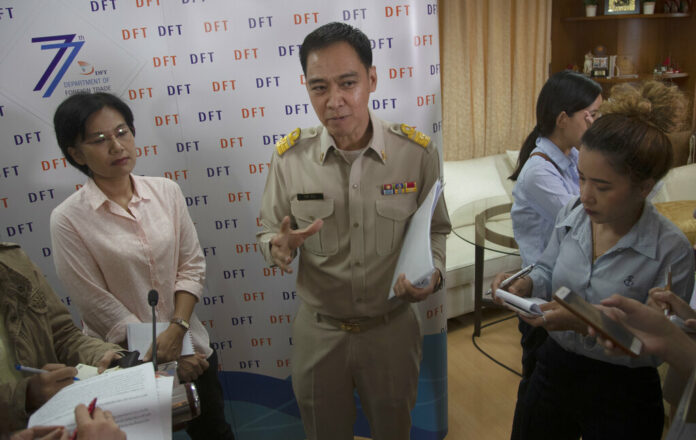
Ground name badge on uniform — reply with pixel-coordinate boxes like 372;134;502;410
297;193;324;201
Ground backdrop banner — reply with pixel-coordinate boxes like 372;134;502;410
0;1;446;438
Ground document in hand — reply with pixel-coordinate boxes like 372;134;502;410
389;180;443;298
28;362;173;439
495;289;547;318
127;322;195;360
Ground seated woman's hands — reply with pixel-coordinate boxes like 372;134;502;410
95;350;122;374
25;364;78;412
11;405;125;440
70;404;125;440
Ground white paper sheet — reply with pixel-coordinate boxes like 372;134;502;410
155;375;174;439
28;363;169;440
388;180;443;298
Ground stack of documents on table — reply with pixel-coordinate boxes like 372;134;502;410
28;362;173;439
389;180;443;298
495;289;548;318
127;322;194;360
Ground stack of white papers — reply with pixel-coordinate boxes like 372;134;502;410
28;362;173;439
389;180;443;298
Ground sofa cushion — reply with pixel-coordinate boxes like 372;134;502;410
654;201;696;246
651;163;696;203
443;156;508;217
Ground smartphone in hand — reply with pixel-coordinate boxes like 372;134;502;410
553;287;642;357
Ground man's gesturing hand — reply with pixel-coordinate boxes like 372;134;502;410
270;216;323;272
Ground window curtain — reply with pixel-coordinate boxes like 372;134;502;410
439;0;552;160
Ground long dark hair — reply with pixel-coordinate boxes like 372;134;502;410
509;71;601;180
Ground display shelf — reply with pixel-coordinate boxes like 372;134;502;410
564;12;690;21
593;72;689;83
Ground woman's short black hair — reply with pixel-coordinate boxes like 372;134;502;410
53;92;135;176
299;22;372;74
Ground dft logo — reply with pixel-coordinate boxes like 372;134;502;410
32;35;85;97
78;61;94;75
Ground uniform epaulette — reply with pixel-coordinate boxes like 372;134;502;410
275;127;320;156
275;128;301;156
391;123;431;148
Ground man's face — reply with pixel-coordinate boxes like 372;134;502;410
305;41;377;150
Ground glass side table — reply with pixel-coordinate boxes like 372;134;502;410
451;195;520;336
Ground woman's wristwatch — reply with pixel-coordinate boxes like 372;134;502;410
170;317;190;331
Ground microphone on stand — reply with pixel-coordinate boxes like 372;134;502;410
148;289;159;370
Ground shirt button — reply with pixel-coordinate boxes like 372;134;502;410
352;184;358;189
356;298;363;303
353;222;359;228
354;261;361;266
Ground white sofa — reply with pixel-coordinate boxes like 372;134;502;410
442;153;521;319
442;155;696;320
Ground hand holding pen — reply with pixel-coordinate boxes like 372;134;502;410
19;363;80;412
69;398;97;440
70;398;126;440
487;264;535;296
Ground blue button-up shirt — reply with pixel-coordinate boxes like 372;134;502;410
529;198;695;368
511;137;580;266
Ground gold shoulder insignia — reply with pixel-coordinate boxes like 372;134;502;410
276;128;301;156
399;123;430;148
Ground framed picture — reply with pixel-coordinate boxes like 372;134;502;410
605;0;640;14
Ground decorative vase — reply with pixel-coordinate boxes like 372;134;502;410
586;4;597;16
644;2;656;14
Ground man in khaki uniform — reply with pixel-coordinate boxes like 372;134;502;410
256;22;451;440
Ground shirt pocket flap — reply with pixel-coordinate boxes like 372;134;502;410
291;199;335;223
376;199;417;221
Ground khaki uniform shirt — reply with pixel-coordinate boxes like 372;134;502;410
257;112;451;319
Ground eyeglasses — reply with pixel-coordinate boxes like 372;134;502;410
83;126;133;146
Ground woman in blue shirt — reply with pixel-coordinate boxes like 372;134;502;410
510;71;602;266
508;71;602;433
494;80;694;439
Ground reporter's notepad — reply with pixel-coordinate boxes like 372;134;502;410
495;289;547;318
127;322;194;360
389;180;443;298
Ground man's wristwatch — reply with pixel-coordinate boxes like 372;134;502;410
433;270;444;292
170;317;190;331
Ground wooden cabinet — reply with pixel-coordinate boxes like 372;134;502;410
551;0;696;129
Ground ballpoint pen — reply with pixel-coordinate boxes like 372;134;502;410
70;398;97;440
15;363;80;381
486;264;535;295
664;265;672;316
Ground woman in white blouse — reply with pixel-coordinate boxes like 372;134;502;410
50;92;234;440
